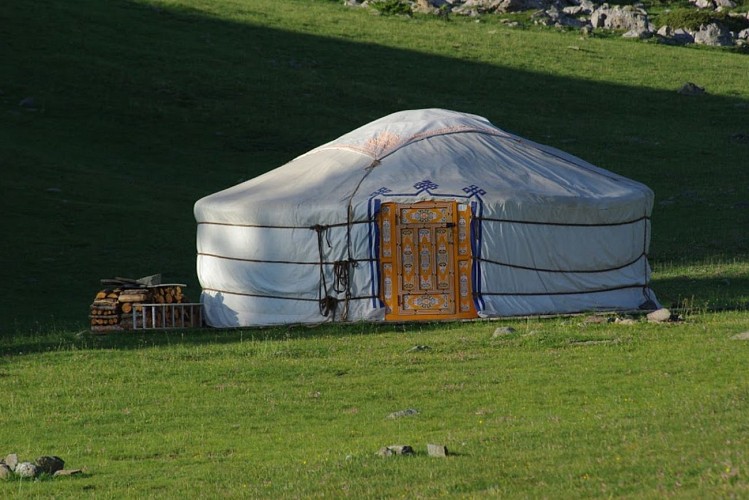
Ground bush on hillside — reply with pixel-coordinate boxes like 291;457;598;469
657;8;749;32
371;0;413;16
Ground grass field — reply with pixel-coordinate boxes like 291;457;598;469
2;316;749;497
1;0;748;496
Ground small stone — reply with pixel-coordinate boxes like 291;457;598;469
731;331;749;340
54;468;84;477
377;446;394;457
18;97;36;108
647;308;672;323
377;445;414;457
614;317;636;325
387;408;419;419
0;464;11;480
15;462;38;478
406;345;431;352
678;82;705;96
4;454;18;472
622;28;650;38
492;326;516;337
730;133;749;145
657;25;672;37
427;444;449;457
36;456;65;474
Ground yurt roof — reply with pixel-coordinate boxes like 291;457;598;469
194;109;652;227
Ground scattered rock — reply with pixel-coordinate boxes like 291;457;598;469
692;0;714;8
492;326;516;337
377;445;415;457
533;7;587;28
377;447;394;457
495;0;548;13
590;4;651;33
678;82;706;96
387;408;419;419
614;317;636;325
36;456;65;475
54;469;84;477
647;308;672;323
657;25;673;37
563;5;585;16
672;28;696;45
346;0;746;47
406;345;431;352
731;331;749;340
427;443;449;457
15;462;38;478
730;133;749;145
1;454;79;479
694;22;734;46
4;454;18;472
623;28;652;39
18;97;36;108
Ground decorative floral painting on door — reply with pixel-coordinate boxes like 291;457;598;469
378;201;477;320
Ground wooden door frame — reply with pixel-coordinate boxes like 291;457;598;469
378;200;477;321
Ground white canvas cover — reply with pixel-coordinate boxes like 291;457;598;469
194;109;658;327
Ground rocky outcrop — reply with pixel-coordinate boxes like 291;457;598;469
590;4;652;34
352;0;749;47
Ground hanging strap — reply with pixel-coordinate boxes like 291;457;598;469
312;224;338;319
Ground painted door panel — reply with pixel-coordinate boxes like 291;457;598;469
379;201;476;321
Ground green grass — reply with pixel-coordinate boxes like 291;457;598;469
1;0;748;496
2;316;749;496
654;7;749;31
1;0;747;331
2;0;748;329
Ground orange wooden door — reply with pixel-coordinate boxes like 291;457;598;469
379;201;476;321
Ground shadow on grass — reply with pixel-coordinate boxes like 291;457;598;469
1;0;747;329
651;275;749;311
0;320;452;356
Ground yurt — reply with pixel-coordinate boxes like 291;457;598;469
194;109;658;327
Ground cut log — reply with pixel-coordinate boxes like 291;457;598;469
118;293;149;303
92;301;117;310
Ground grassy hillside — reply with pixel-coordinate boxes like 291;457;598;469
1;0;747;329
1;1;748;496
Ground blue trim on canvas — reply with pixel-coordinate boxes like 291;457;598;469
470;200;485;311
368;198;383;308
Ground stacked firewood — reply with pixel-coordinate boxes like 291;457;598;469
89;276;200;332
89;289;122;328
